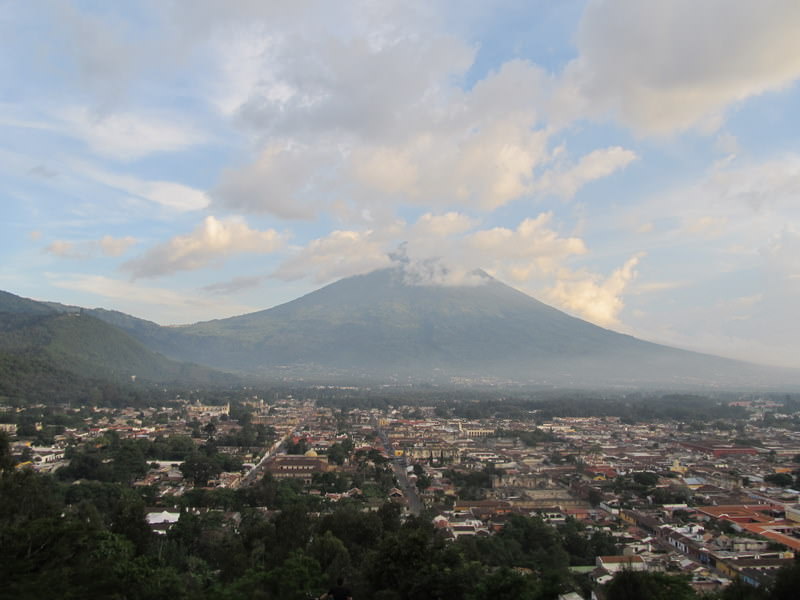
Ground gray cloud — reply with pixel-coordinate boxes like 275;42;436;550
202;275;266;295
28;164;58;178
559;0;800;134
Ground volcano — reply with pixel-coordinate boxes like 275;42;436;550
84;267;778;386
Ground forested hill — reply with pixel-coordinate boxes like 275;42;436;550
0;292;234;405
0;312;227;384
0;289;58;315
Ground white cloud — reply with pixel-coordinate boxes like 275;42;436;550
411;212;477;237
2;103;206;162
682;215;729;236
59;107;206;160
543;253;645;327
619;154;800;252
346;108;551;210
273;211;591;291
561;0;800;134
706;155;800;213
229;20;476;142
45;235;137;259
534;147;638;199
632;280;689;295
763;227;800;279
608;157;800;363
213;143;328;219
81;165;210;212
213;58;554;215
210;26;283;118
717;293;764;313
714;132;740;155
208;21;631;217
273;229;395;283
123;216;286;278
47;1;139;107
48;273;258;325
465;213;587;279
45;240;78;258
269;211;645;327
98;235;137;257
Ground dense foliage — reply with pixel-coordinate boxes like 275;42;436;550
0;310;233;409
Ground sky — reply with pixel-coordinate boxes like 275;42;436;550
2;0;800;368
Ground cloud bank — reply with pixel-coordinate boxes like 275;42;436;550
123;216;285;278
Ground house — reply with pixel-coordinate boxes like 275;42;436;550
596;555;647;573
146;510;180;534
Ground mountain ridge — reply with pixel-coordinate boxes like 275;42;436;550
2;268;794;387
0;294;232;388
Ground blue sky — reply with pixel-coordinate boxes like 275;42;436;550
2;0;800;368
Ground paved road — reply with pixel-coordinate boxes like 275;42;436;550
239;430;291;487
240;407;316;487
377;428;422;515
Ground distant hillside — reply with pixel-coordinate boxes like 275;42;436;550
1;312;226;383
0;292;233;394
0;290;57;315
0;350;94;404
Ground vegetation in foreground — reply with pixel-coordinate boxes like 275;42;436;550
2;430;800;600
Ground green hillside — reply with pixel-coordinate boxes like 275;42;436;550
0;308;232;396
0;290;57;315
0;350;93;404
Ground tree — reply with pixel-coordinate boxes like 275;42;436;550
365;526;479;600
377;501;402;533
58;450;114;482
111;439;148;483
764;473;793;487
416;473;431;491
0;431;14;471
318;505;383;564
606;570;697;600
588;489;603;507
632;471;659;487
181;454;222;487
327;442;348;465
286;438;309;455
772;558;800;600
312;471;350;493
469;567;539;600
719;577;768;600
308;530;352;580
265;550;325;600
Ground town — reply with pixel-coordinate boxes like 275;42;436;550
4;389;800;599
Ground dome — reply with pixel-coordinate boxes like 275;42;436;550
304;449;318;457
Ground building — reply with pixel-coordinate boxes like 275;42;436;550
263;455;330;484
